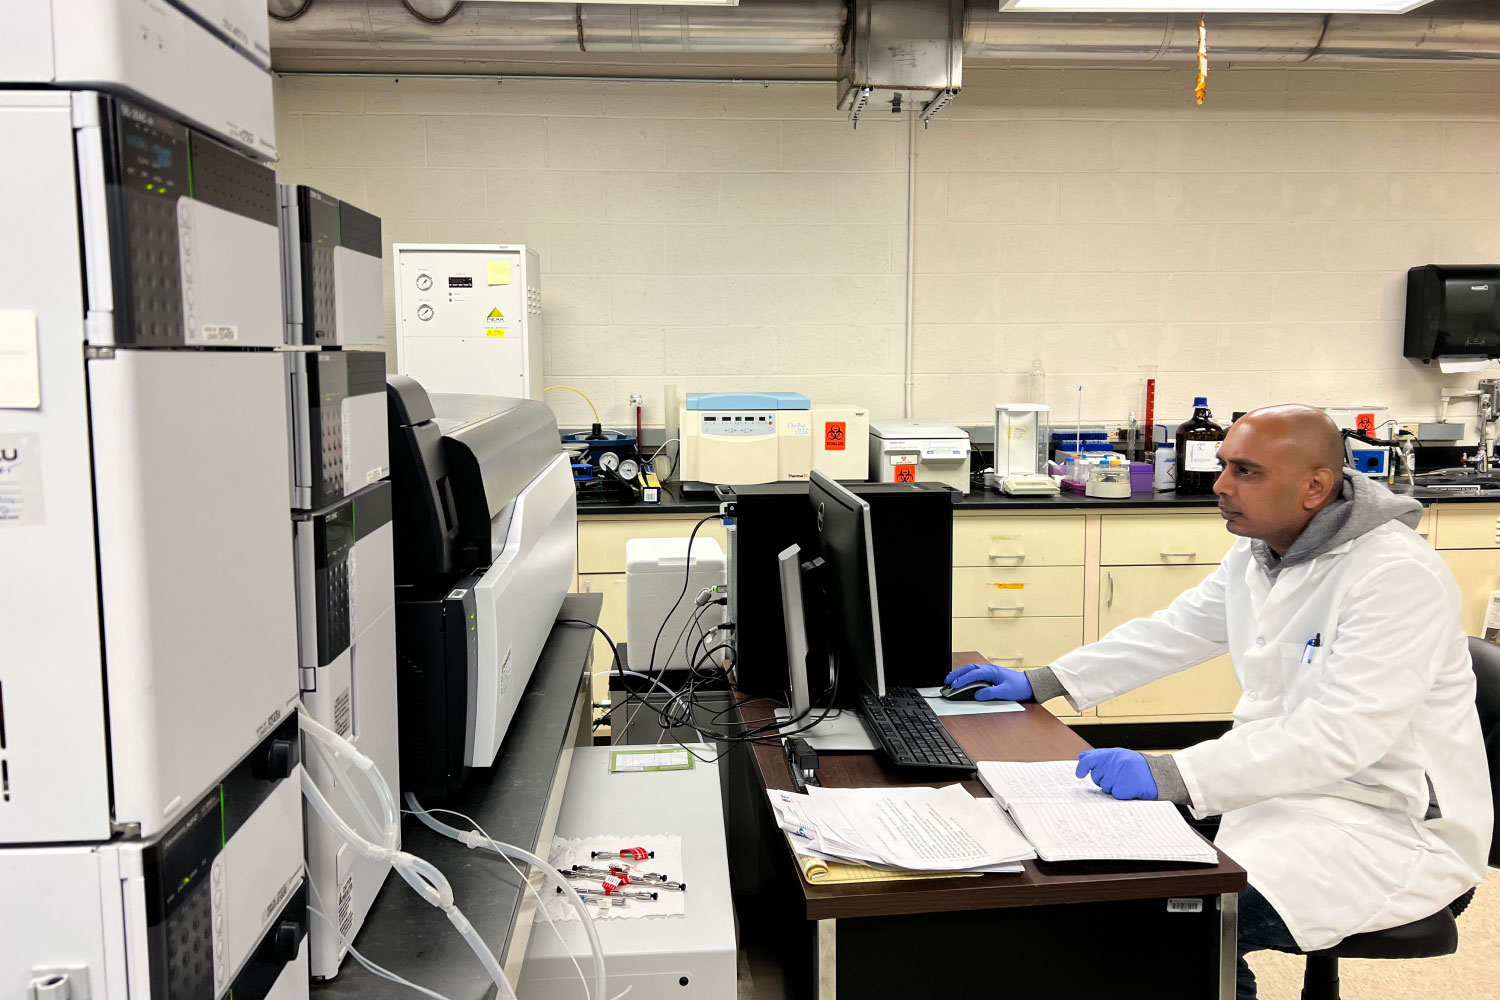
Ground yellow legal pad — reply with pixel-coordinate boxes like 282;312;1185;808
792;845;982;885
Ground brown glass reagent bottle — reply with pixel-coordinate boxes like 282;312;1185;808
1175;397;1225;496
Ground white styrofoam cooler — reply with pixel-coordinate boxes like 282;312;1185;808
626;537;727;672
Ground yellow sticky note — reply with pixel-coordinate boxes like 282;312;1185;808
0;309;41;409
487;260;512;286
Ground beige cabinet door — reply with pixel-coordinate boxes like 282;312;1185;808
950;617;1084;717
579;573;628;702
1438;549;1500;637
1094;564;1241;718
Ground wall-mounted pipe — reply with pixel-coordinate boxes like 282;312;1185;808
269;0;1500;65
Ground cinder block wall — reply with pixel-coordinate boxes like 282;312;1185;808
275;67;1500;429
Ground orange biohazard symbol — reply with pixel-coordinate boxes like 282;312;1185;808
895;464;917;483
824;422;846;451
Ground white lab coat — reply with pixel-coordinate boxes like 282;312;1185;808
1050;521;1492;951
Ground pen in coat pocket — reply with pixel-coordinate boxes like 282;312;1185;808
1300;633;1322;666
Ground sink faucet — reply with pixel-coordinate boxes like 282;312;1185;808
1444;380;1500;475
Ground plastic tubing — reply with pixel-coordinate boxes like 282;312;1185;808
406;793;609;1000
298;712;519;1000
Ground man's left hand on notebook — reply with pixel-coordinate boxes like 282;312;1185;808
1076;748;1158;800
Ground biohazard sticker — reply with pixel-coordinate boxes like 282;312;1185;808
894;464;917;483
824;421;846;451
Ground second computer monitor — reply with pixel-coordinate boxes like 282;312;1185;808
808;469;887;702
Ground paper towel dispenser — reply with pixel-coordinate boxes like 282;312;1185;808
1405;265;1500;367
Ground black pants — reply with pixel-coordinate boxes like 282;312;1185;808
1238;887;1299;1000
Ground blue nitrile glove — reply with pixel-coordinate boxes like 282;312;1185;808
1076;748;1158;801
943;663;1032;702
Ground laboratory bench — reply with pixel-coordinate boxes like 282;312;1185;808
573;485;1500;737
310;593;600;1000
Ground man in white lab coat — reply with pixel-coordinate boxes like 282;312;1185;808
945;405;1492;999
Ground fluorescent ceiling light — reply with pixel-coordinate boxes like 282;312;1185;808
1000;1;1432;11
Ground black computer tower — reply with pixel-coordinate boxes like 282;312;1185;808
722;481;955;698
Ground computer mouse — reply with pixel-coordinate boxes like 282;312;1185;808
939;681;991;701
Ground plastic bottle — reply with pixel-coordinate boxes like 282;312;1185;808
1154;443;1177;492
1175;397;1225;496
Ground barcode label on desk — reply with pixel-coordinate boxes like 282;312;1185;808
1167;898;1203;913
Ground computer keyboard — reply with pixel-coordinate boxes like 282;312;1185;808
858;686;975;775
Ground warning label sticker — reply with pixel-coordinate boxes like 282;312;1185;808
1355;412;1376;434
824;421;846;451
485;307;506;337
894;464;917;483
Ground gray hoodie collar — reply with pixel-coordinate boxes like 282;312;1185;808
1251;471;1423;579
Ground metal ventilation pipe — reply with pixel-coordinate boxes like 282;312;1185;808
269;0;845;55
267;0;1500;65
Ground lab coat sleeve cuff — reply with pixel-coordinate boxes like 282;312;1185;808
1040;659;1096;712
1024;666;1068;705
1170;750;1216;820
1145;753;1192;807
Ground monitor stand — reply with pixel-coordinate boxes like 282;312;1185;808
776;543;878;752
773;706;877;752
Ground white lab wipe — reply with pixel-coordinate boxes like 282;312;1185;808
1049;522;1492;952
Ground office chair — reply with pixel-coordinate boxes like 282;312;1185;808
1294;635;1500;1000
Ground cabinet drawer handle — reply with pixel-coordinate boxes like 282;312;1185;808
987;604;1026;612
988;553;1026;561
1160;551;1197;558
1106;571;1114;608
986;654;1024;663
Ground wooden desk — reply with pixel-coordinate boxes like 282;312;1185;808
742;652;1248;1000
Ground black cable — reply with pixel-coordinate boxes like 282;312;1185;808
562;527;844;760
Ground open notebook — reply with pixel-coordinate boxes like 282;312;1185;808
977;760;1219;865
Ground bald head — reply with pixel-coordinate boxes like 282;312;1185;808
1214;404;1347;555
1237;404;1348;477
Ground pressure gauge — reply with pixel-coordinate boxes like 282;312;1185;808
617;458;641;481
598;452;621;474
416;304;434;322
415;273;433;291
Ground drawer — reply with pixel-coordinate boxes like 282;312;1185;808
950;617;1084;717
577;516;728;574
1434;504;1500;550
1100;513;1233;566
951;566;1084;618
952;514;1085;568
1095;654;1241;718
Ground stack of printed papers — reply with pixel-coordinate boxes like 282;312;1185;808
767;783;1035;876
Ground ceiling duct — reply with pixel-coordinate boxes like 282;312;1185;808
837;0;963;127
268;1;1500;75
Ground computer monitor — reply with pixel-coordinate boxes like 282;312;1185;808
775;539;877;751
808;469;887;702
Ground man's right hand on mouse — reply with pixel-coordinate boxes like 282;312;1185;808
943;663;1032;702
